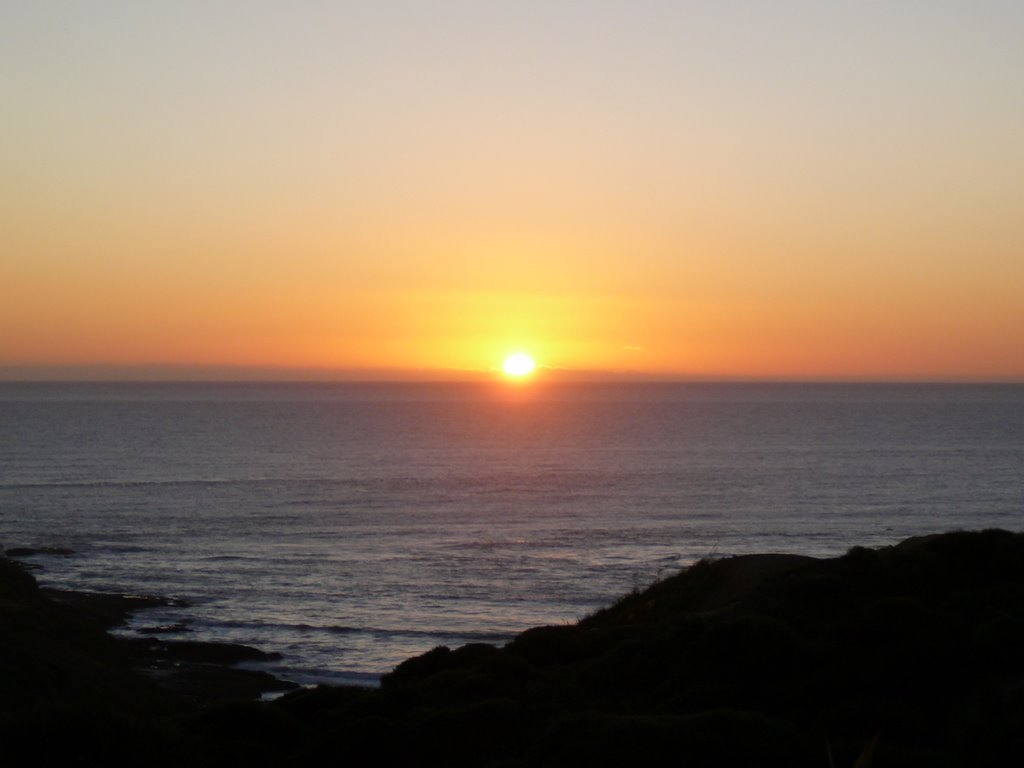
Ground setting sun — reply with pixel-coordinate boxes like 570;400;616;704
502;353;536;378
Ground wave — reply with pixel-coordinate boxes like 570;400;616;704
0;477;353;490
207;618;514;644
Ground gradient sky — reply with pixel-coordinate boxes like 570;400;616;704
3;1;1023;380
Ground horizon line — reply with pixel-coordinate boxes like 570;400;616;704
0;364;1021;386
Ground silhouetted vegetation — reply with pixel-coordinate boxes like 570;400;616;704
5;529;1024;766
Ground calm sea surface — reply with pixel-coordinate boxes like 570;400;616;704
1;382;1022;686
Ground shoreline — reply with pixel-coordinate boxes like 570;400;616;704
4;529;1024;766
6;549;300;703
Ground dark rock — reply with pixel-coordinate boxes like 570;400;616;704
119;637;282;665
116;637;295;705
138;658;299;703
138;622;192;634
41;588;184;629
0;559;183;766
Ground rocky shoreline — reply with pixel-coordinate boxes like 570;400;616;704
8;550;298;704
4;529;1024;766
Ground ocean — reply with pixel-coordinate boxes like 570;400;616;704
1;381;1022;687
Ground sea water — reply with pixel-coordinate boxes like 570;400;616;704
1;381;1022;686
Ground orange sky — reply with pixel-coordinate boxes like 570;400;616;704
2;3;1022;381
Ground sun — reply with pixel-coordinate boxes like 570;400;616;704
502;353;536;378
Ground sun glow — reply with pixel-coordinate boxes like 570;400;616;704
502;353;536;378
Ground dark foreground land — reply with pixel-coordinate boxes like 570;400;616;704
4;530;1024;767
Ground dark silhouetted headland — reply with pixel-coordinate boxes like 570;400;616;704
4;529;1024;766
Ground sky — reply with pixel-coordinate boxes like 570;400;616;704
3;1;1023;381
